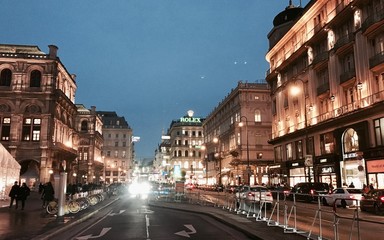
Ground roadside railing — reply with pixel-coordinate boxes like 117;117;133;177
151;188;384;240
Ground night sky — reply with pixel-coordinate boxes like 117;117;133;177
1;0;309;159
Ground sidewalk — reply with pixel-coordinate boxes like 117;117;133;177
0;190;118;240
0;192;307;240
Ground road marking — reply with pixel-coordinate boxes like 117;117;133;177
146;214;150;239
108;210;125;216
76;227;111;239
175;224;196;238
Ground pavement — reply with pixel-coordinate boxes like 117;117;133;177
0;191;307;240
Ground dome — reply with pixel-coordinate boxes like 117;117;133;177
273;2;304;27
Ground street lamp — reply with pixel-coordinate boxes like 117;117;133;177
290;78;312;182
239;116;250;185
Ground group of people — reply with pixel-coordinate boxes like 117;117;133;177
8;181;31;210
8;181;55;210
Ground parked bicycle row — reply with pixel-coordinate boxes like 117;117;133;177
46;190;105;215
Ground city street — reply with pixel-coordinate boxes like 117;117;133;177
55;197;250;240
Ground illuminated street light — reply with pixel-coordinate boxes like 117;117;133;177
239;116;250;185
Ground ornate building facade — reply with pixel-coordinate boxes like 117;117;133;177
203;81;273;186
97;111;134;184
73;105;104;184
168;110;205;185
0;44;78;189
266;0;384;189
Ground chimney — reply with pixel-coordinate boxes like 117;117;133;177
48;45;58;59
91;106;96;113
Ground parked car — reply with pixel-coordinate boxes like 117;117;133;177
322;188;363;208
268;185;291;200
236;185;273;209
289;182;330;202
360;189;384;215
225;185;240;194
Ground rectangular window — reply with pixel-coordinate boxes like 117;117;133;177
1;117;11;141
295;140;303;159
115;142;118;147
22;118;41;141
374;118;384;146
320;132;335;154
286;143;293;161
274;146;283;162
114;151;118;157
122;151;126;158
107;151;111;157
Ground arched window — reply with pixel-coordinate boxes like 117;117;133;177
81;120;88;131
0;69;12;86
185;150;189;157
254;109;261;122
343;128;359;153
178;150;182;157
30;70;41;87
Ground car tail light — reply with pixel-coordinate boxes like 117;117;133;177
310;189;315;195
266;192;272;197
248;192;254;197
380;196;384;202
349;195;355;199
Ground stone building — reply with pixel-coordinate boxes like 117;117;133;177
168;110;205;185
266;0;384;188
97;111;134;184
0;44;78;189
203;81;273;186
73;104;104;184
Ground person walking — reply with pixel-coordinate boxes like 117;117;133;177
17;183;31;210
9;181;20;209
41;182;55;208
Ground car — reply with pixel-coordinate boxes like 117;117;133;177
289;182;330;202
322;188;363;208
268;185;291;200
225;185;240;194
235;185;273;209
360;189;384;215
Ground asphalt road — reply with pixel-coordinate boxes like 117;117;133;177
54;197;250;240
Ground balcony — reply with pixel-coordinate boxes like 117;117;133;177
362;8;384;34
369;51;384;72
334;33;354;54
339;69;356;85
312;51;329;67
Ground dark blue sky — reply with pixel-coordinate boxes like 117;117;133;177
1;0;309;159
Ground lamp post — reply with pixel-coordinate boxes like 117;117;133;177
291;78;312;182
239;116;250;185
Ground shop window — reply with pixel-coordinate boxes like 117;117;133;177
22;118;41;141
320;132;335;154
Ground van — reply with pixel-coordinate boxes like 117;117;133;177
289;182;330;202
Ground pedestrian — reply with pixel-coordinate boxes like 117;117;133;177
363;184;370;193
9;181;19;209
369;183;374;190
349;182;355;188
329;183;334;192
17;183;30;210
41;182;55;208
38;183;44;194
